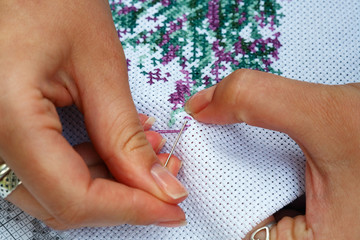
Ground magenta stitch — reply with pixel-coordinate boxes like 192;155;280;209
161;45;180;65
168;60;195;109
254;12;277;31
206;0;220;31
159;34;170;47
248;41;257;53
117;29;127;38
262;58;273;71
147;68;169;85
269;15;275;31
111;1;285;126
157;121;191;134
203;75;211;86
180;56;187;69
161;0;171;7
211;40;239;82
146;16;158;22
118;6;137;15
157;129;182;134
169;82;191;110
234;37;246;55
238;13;246;25
159;15;187;48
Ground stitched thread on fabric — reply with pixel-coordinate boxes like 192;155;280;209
110;0;284;126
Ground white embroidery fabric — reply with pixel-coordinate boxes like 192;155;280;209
0;0;358;239
60;1;359;239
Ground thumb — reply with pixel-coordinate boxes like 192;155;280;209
185;69;331;140
70;4;187;203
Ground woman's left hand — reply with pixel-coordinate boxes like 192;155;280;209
0;0;187;229
185;69;360;239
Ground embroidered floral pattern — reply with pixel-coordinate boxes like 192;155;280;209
110;0;284;126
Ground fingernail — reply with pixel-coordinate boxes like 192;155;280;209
151;163;188;200
144;116;156;129
155;220;187;227
184;86;216;115
156;138;167;152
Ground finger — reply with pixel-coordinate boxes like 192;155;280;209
185;69;360;166
6;179;187;230
139;114;156;131
6;185;77;230
157;153;182;176
2;117;184;228
71;1;187;203
6;185;55;226
185;69;332;139
6;185;76;230
78;178;187;228
146;131;166;153
74;131;166;163
74;136;168;179
270;215;314;240
1;109;185;228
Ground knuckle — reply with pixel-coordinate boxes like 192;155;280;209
121;127;149;153
276;216;295;240
222;69;249;105
43;217;69;230
110;121;149;157
49;201;85;229
224;69;258;123
275;216;313;240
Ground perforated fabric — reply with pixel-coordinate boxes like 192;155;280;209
60;0;359;239
0;0;359;239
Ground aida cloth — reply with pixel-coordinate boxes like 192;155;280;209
0;0;359;239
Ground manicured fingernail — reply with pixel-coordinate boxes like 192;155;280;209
156;220;187;227
184;86;216;115
144;116;156;129
156;138;167;152
151;163;188;200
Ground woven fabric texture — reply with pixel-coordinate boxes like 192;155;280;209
0;0;359;239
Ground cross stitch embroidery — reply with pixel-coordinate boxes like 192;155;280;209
110;0;284;126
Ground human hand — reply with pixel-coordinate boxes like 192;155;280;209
0;0;187;229
185;69;360;239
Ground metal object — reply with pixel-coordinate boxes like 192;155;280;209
250;222;276;240
164;120;188;167
0;163;22;199
0;164;11;181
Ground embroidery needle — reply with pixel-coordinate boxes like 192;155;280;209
164;120;188;168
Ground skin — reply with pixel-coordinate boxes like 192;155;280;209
0;0;188;229
2;1;359;238
185;69;360;239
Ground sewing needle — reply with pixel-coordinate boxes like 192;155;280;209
164;120;188;167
